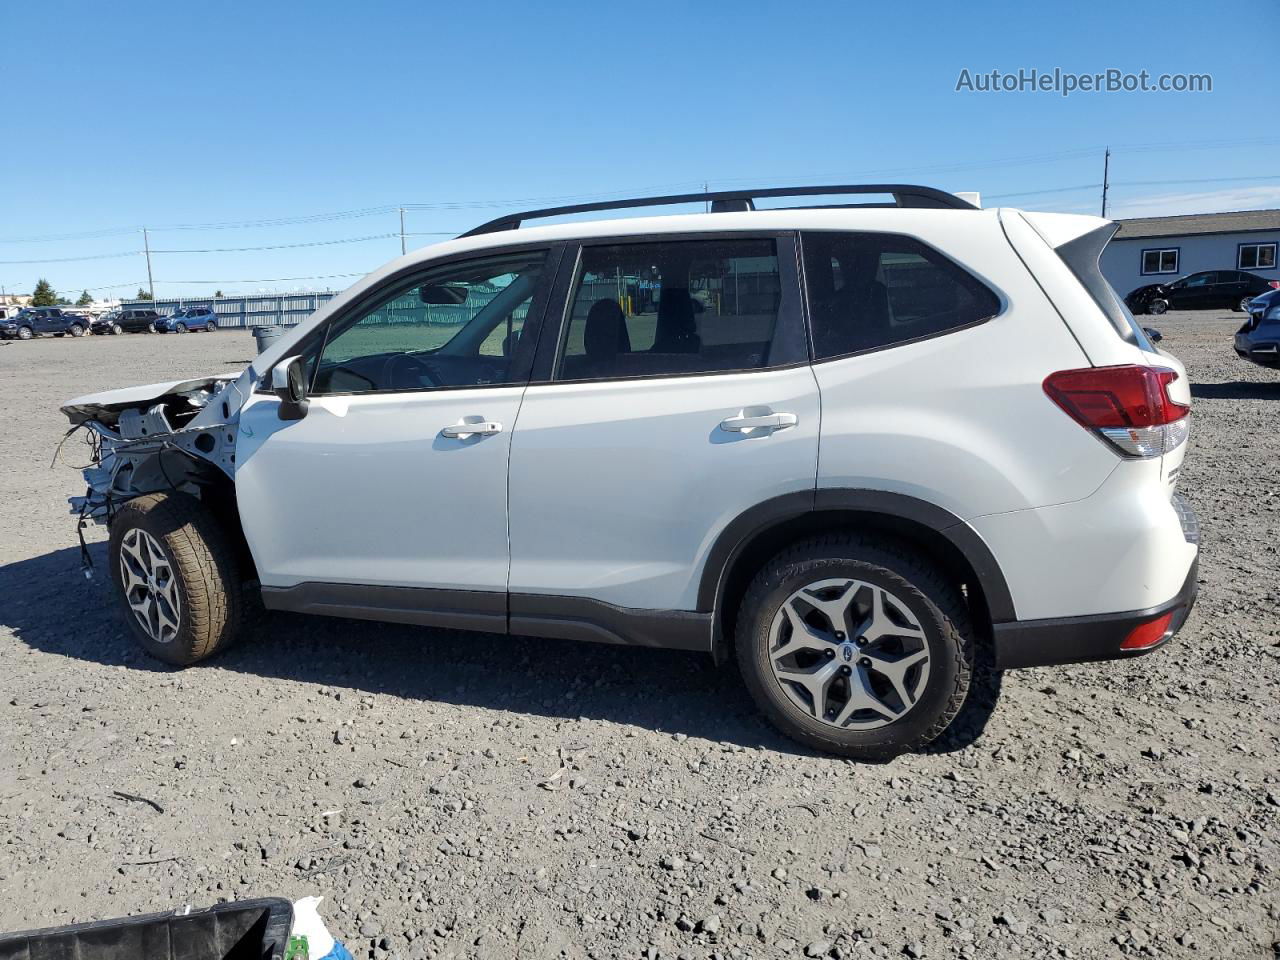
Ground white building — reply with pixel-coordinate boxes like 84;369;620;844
1101;209;1280;298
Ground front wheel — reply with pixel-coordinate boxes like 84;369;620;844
1148;299;1169;315
147;322;157;333
175;322;188;334
736;535;974;760
108;492;243;666
17;326;33;340
112;323;123;335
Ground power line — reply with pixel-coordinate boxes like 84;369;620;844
151;233;398;254
0;250;139;265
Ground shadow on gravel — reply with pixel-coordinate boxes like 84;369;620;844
2;543;1001;760
1190;380;1280;400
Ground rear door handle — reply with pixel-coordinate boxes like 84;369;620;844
719;411;799;433
441;419;503;438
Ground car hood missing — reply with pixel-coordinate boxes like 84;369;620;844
61;373;241;426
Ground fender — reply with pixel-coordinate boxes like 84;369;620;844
698;488;1017;623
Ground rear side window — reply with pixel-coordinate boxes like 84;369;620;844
556;237;805;381
801;232;1000;359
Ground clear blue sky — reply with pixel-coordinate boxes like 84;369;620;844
1;0;1275;300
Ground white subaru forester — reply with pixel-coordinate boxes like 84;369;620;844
63;185;1199;759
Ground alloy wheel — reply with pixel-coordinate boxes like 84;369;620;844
767;578;931;730
118;528;181;644
1149;300;1168;315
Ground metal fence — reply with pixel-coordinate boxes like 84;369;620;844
120;291;339;328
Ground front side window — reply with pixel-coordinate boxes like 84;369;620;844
555;238;802;381
1141;248;1179;275
310;250;548;394
802;231;1000;360
1239;243;1277;271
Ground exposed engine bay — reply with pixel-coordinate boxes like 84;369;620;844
61;371;255;535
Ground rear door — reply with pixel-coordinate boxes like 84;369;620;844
506;233;819;615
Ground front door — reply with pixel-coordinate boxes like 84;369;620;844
236;246;558;607
507;234;819;614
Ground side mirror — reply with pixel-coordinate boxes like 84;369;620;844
1143;327;1163;343
271;355;309;421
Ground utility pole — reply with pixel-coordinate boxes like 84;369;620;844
1100;147;1111;218
142;228;155;300
399;207;406;255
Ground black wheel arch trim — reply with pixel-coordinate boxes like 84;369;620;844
697;487;1017;623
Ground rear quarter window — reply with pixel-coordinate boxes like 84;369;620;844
801;231;1001;360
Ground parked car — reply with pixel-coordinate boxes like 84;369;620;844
113;308;164;333
1125;270;1280;315
1234;287;1280;369
60;185;1199;760
157;306;219;333
90;311;125;335
1;307;89;339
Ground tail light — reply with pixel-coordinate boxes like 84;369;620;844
1043;364;1190;458
1269;281;1280;290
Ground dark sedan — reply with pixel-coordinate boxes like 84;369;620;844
1126;270;1280;315
1235;288;1280;369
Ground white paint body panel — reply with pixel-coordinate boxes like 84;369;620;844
966;459;1196;619
506;367;821;610
235;388;524;590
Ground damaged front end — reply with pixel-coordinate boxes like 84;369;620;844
61;370;257;571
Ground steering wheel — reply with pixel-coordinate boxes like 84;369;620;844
381;353;440;390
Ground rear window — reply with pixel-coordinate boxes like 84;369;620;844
801;231;1000;360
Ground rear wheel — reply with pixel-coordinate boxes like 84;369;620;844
736;535;974;760
108;492;242;666
205;319;217;332
1148;299;1169;315
1237;296;1252;313
68;324;84;337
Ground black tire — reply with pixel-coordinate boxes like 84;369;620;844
17;326;33;340
175;322;188;334
735;535;974;760
205;319;217;332
108;492;242;666
68;324;84;337
112;323;123;335
147;322;157;333
1148;299;1168;315
1235;297;1251;313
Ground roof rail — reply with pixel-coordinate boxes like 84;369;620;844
459;184;977;237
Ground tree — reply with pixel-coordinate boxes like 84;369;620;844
76;290;93;306
31;278;57;306
55;296;71;305
135;288;153;301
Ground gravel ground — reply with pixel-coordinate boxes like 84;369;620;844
0;316;1276;959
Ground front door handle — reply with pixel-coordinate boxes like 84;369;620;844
720;410;799;433
441;418;503;438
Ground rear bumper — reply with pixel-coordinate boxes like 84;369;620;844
991;556;1198;669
